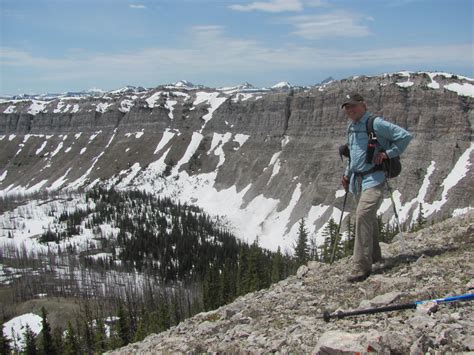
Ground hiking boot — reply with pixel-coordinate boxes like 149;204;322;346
346;270;371;283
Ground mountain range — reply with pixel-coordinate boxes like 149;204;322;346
1;71;473;251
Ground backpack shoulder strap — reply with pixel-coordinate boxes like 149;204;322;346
366;114;378;140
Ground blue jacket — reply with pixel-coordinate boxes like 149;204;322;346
345;111;412;194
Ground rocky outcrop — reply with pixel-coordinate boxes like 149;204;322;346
0;72;473;248
108;212;474;353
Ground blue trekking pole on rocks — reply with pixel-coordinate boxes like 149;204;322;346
322;293;474;322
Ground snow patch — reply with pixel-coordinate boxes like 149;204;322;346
53;101;65;113
281;136;290;148
68;129;117;189
35;141;48;155
233;134;250;149
96;102;113;113
165;99;177;119
175;132;204;172
119;99;134;113
27;100;48;115
424;143;473;216
154;129;176;154
146;92;163;108
3;313;43;349
444;82;474;98
232;93;256;102
397;80;414;88
89;131;102;141
3;105;16;114
210;133;232;168
116;163;142;188
48;168;72;190
50;142;64;157
125;131;144;139
194;92;227;130
452;206;474;217
427;73;441;89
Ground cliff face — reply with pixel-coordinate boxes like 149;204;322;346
0;72;473;250
106;212;474;353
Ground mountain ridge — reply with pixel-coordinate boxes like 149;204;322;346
1;71;473;251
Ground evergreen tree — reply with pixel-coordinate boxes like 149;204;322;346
236;246;249;296
413;203;427;231
63;322;79;355
80;319;94;355
94;318;107;352
343;216;355;257
157;296;171;332
218;262;233;305
40;307;56;355
294;219;309;267
247;238;262;292
378;216;397;243
52;327;64;355
132;311;148;343
116;302;130;346
23;324;37;355
0;325;11;355
320;218;341;262
308;234;319;261
271;247;284;283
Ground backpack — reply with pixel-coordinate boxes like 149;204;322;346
366;115;402;178
339;115;402;178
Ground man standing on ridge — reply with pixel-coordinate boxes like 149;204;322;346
341;93;412;283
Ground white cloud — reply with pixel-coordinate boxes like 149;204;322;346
129;4;146;9
1;28;472;91
286;11;372;39
230;0;304;13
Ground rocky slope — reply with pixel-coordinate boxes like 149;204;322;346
109;211;474;353
1;72;473;250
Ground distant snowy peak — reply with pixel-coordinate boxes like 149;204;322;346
239;82;255;90
2;72;473;102
108;86;147;95
218;82;262;94
271;82;292;89
86;87;105;94
171;80;196;89
319;76;335;85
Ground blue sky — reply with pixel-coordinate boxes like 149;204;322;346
1;0;473;94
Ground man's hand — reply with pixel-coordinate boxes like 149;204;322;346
374;152;388;165
342;175;349;191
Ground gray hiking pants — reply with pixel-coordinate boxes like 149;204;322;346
353;183;384;273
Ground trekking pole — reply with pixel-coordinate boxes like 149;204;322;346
330;190;347;264
330;144;351;264
322;293;474;322
384;175;405;252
